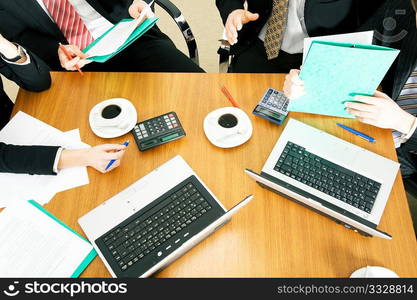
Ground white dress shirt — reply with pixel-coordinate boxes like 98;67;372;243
258;0;308;54
35;0;114;40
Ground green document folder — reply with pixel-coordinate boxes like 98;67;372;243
83;17;159;63
287;41;400;118
28;200;97;278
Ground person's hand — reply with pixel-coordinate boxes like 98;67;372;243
345;91;416;134
225;9;259;45
0;34;22;61
59;144;127;173
283;69;305;100
128;0;155;19
57;44;91;71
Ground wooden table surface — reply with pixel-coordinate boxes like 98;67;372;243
14;72;417;278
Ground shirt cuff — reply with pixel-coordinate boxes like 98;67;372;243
53;147;64;174
403;117;417;141
1;45;31;65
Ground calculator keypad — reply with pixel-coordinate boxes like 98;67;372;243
134;113;179;141
261;89;289;112
132;112;186;151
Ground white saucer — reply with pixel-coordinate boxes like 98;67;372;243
89;98;137;138
203;107;253;148
350;266;399;278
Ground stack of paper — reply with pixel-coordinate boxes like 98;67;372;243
0;200;96;277
0;111;90;207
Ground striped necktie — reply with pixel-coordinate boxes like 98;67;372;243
264;0;289;60
42;0;94;50
397;67;417;116
393;67;417;147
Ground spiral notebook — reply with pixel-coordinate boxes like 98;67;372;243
288;41;400;118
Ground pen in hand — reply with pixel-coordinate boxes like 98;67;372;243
58;43;84;75
105;141;130;171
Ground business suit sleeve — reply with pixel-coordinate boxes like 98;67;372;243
0;48;51;92
216;0;245;25
0;142;59;175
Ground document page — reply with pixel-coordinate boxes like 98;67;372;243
0;112;89;208
0;201;94;277
302;31;374;63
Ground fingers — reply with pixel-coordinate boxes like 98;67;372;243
288;69;303;85
63;57;81;71
58;44;89;71
128;0;153;19
344;102;377;113
98;144;127;152
353;95;380;105
373;90;391;100
284;69;305;100
226;17;239;45
104;149;126;161
345;107;375;120
67;45;88;59
107;160;121;172
242;11;259;23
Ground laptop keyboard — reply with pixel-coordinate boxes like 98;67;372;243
274;142;381;214
96;176;224;275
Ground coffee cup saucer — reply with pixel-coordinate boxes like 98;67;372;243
203;107;253;148
89;98;137;138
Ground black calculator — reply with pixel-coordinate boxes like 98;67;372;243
131;112;186;151
252;88;289;125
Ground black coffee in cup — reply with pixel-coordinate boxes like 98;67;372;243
101;105;122;119
218;114;238;128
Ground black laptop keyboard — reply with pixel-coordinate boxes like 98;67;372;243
274;142;381;214
96;176;224;276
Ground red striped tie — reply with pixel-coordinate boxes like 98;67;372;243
42;0;94;50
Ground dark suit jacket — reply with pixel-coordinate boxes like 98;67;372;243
0;0;153;70
216;0;385;56
0;47;58;175
359;0;417;146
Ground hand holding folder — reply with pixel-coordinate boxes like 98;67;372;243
83;1;158;63
287;41;400;118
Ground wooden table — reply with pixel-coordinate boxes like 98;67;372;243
14;72;417;278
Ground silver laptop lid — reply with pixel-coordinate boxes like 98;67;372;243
245;169;391;239
261;118;399;225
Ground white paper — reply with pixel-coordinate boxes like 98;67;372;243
0;201;93;277
302;31;374;63
85;1;154;57
0;112;90;208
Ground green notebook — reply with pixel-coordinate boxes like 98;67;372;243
83;17;159;63
287;41;400;118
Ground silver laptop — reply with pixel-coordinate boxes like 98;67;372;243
246;118;399;239
79;155;252;277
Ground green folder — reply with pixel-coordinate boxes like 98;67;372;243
287;41;400;118
83;17;159;63
28;200;97;278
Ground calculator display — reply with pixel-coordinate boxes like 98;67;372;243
252;88;289;125
255;106;282;120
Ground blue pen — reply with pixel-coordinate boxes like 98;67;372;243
105;141;129;171
336;123;375;143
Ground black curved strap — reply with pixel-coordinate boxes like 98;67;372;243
155;0;199;66
218;41;231;73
